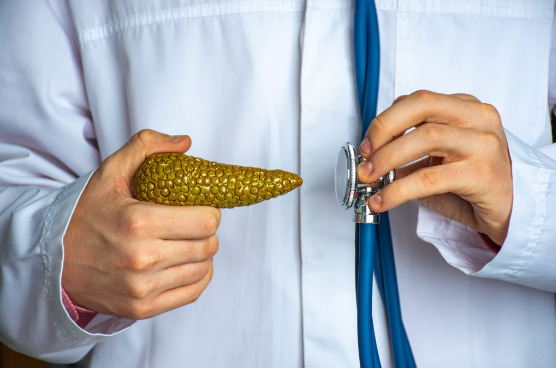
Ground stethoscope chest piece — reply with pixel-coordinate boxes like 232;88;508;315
334;142;395;224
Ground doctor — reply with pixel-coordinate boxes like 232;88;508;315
1;0;556;367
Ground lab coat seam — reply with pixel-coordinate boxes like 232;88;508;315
374;0;397;11
41;175;105;344
305;5;351;11
396;1;553;19
298;4;308;365
497;149;550;280
524;138;551;169
510;156;551;278
306;0;352;10
395;8;553;19
40;184;83;345
81;9;304;46
530;19;553;145
77;1;309;45
444;221;498;256
430;225;490;252
445;218;474;235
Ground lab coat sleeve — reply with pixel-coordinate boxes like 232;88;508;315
416;131;556;292
415;14;556;292
0;1;133;363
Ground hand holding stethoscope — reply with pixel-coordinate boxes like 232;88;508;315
343;2;512;366
357;91;513;245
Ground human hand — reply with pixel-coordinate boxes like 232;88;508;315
358;90;513;245
63;130;221;319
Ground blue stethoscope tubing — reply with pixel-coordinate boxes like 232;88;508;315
353;0;417;367
356;225;382;366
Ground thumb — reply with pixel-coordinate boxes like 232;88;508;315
106;129;192;184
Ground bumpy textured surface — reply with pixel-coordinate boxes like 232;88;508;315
132;153;303;208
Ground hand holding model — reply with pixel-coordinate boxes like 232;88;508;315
358;90;513;245
63;130;220;319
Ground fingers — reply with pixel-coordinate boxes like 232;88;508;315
157;236;219;269
392;94;408;104
395;156;432;180
154;260;212;295
146;261;214;319
368;162;470;213
450;93;481;103
106;129;193;183
120;261;214;320
113;250;215;319
146;203;221;240
386;156;442;182
359;90;499;158
357;124;478;183
119;201;221;240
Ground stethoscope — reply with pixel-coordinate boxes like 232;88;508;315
334;0;417;367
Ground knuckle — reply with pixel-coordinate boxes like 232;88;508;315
420;170;438;191
204;236;219;257
411;89;434;104
180;262;210;285
121;208;148;238
182;287;203;305
378;145;395;167
190;283;208;303
453;93;480;103
480;131;500;149
126;249;161;272
194;261;211;280
199;212;220;236
126;300;150;319
371;116;387;136
125;279;151;299
134;129;155;146
481;103;501;123
389;181;405;201
128;130;151;156
421;124;443;142
189;292;201;304
393;94;408;104
128;129;160;158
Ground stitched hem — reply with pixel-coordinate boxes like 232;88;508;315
78;0;353;45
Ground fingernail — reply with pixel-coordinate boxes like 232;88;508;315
360;137;372;154
359;161;373;177
371;194;382;207
169;135;186;143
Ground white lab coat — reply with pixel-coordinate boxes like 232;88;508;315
1;0;556;367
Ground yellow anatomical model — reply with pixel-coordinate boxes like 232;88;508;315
132;153;303;208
